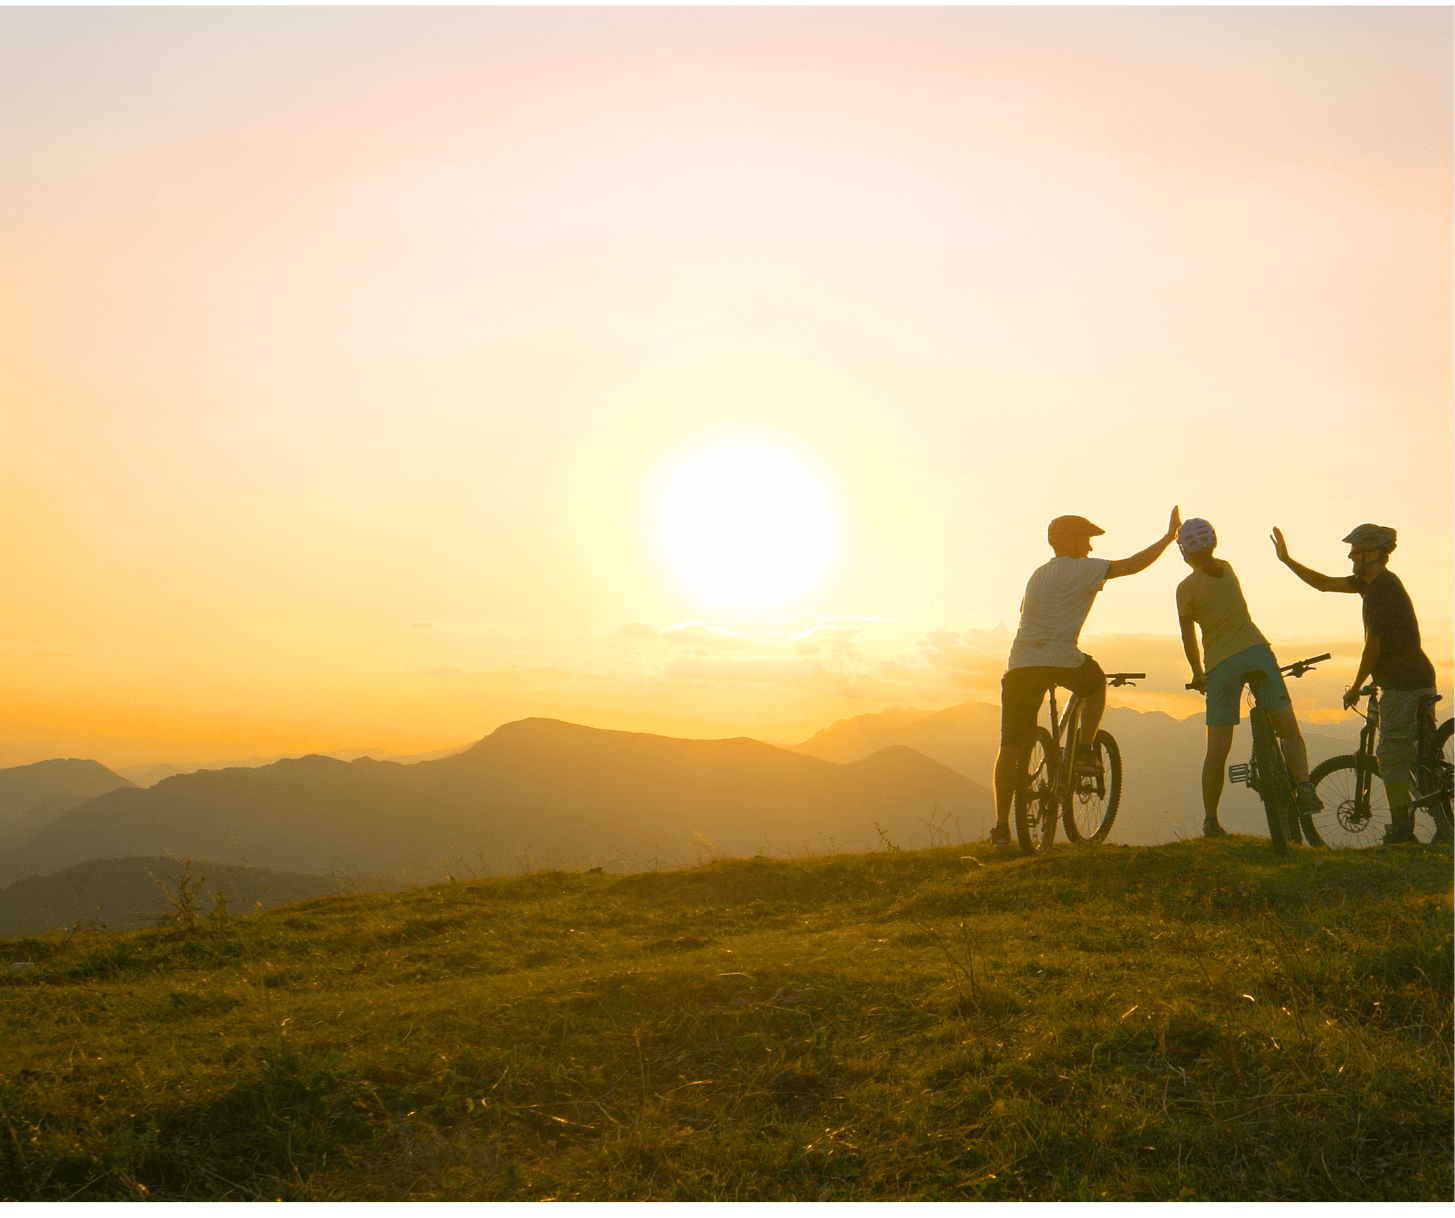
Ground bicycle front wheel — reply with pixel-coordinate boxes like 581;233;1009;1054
1251;712;1291;854
1062;730;1122;844
1014;726;1059;856
1308;754;1389;848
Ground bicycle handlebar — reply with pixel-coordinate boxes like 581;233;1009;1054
1106;672;1145;688
1184;651;1332;693
1280;652;1331;679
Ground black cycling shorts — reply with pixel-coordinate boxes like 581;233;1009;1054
999;657;1106;751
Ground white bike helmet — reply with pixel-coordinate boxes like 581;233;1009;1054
1176;517;1217;555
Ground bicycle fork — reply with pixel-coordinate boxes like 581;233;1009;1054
1228;708;1304;847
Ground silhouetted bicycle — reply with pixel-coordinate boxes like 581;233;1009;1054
1014;671;1142;855
1306;685;1453;847
1220;653;1328;855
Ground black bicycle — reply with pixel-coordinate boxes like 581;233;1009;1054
1307;686;1453;847
1216;653;1328;855
1014;671;1142;855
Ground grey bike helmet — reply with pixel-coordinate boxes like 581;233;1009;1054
1342;523;1397;553
1176;517;1217;555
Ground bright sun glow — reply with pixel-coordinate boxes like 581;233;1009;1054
657;441;840;609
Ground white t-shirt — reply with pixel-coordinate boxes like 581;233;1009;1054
1006;556;1113;671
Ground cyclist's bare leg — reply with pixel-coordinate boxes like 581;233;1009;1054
1203;726;1235;822
1077;681;1107;750
1267;704;1310;784
992;746;1021;833
1384;776;1413;833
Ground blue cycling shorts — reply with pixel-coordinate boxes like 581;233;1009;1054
1205;643;1290;727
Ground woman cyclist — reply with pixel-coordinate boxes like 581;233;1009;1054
1175;518;1322;837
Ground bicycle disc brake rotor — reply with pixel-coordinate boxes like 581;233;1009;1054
1335;797;1370;833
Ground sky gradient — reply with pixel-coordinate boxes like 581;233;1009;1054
2;8;1451;767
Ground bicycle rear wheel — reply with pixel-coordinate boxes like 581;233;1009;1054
1308;754;1389;848
1061;730;1122;844
1413;718;1453;845
1014;726;1059;856
1250;711;1291;854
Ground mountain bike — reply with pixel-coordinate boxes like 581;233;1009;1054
1306;685;1453;847
1221;653;1328;855
1014;671;1142;855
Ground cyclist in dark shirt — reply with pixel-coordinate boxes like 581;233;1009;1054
1270;523;1438;843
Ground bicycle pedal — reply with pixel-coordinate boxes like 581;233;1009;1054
1228;763;1253;786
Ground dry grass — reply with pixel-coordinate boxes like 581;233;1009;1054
1;835;1450;1200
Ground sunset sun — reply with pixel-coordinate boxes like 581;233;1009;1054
656;440;840;610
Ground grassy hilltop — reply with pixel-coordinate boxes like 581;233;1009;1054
1;836;1450;1202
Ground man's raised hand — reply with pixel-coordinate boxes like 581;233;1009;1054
1270;526;1290;564
1168;506;1181;539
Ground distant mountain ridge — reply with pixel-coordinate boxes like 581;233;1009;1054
117;743;472;788
0;719;992;887
0;759;136;850
795;701;1001;791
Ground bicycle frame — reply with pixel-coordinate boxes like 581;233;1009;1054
1409;700;1453;821
1042;673;1142;803
1014;670;1140;855
1223;652;1329;852
1344;688;1450;834
1342;687;1383;829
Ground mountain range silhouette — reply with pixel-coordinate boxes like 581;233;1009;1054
0;718;990;896
0;702;1364;931
0;759;137;851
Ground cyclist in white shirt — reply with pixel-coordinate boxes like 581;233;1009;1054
991;507;1182;853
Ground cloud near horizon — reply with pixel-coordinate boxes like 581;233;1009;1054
659;655;902;700
914;625;1014;691
610;620;758;650
415;618;1387;734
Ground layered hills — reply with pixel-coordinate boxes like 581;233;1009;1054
0;759;136;850
0;719;991;890
0;856;336;936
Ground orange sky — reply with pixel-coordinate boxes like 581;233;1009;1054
1;8;1450;767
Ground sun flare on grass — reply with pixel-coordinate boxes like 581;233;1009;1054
656;440;840;610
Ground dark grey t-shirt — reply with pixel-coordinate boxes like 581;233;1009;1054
1350;570;1436;690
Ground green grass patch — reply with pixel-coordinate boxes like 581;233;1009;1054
1;836;1449;1200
